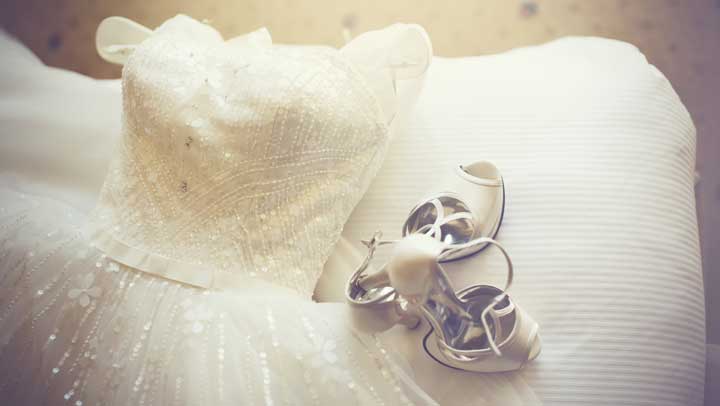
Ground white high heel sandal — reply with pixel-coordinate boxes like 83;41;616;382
347;161;505;332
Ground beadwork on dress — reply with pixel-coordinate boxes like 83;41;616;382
0;15;435;406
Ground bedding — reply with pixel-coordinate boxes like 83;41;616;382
0;31;704;405
336;36;705;406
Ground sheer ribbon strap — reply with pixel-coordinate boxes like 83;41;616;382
96;17;152;65
96;16;272;65
340;23;432;126
441;237;514;356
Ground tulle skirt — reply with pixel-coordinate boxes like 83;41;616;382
0;186;436;406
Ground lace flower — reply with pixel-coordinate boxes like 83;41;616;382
68;273;102;307
182;302;214;335
105;262;120;273
310;338;338;367
308;337;351;386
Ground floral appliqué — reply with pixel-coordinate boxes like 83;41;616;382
182;300;214;335
105;261;120;273
308;337;351;386
68;273;102;307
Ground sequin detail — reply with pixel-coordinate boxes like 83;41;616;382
0;15;434;406
88;15;388;298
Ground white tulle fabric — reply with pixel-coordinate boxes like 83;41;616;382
0;16;437;406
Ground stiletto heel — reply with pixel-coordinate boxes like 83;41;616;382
387;233;540;372
346;231;421;333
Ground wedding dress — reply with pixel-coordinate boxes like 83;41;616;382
0;15;437;405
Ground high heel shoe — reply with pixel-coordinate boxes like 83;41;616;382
346;161;505;332
387;233;541;372
365;160;505;261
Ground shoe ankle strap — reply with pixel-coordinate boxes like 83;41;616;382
442;237;514;356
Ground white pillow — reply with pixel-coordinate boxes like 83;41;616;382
328;37;705;406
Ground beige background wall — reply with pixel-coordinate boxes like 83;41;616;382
1;0;719;341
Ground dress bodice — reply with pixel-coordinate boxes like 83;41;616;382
89;16;431;297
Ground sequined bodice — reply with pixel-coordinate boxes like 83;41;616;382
89;16;390;297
